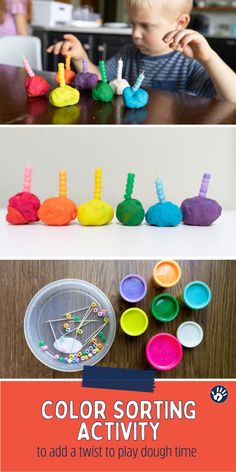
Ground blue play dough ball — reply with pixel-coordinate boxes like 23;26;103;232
145;202;182;227
123;87;149;109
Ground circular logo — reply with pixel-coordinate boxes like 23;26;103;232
210;385;229;404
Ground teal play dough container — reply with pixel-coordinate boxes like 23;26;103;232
179;281;212;310
151;294;180;322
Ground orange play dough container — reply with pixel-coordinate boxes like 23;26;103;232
152;260;181;288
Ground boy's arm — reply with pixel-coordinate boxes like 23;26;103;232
163;29;236;102
47;34;101;78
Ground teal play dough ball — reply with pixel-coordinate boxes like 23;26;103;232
92;82;114;102
145;202;182;227
123;87;149;109
116;199;145;226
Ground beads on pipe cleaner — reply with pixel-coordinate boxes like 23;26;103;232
6;165;41;225
23;56;50;98
77;168;114;226
145;179;182;227
116;173;145;226
92;61;114;102
38;171;77;226
55;54;75;85
49;63;80;107
181;173;222;226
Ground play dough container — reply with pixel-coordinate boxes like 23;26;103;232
177;321;204;348
24;279;116;373
120;308;149;336
146;333;183;371
179;281;212;310
151;294;180;322
152;260;181;288
120;274;147;303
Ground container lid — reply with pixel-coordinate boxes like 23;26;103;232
120;308;148;336
146;333;183;370
120;274;147;303
183;281;211;309
24;279;116;373
151;294;179;322
153;260;181;288
177;321;204;348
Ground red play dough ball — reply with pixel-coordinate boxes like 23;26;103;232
25;75;51;97
6;192;41;225
38;197;77;226
55;69;75;86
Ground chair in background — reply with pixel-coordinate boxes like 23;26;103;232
0;36;42;70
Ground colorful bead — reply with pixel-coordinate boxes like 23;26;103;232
69;354;74;360
92;349;97;355
85;349;89;355
75;358;80;363
89;346;93;352
41;345;48;351
64;358;68;363
92;303;97;308
93;308;98;313
77;352;82;358
66;313;71;320
92;338;97;343
104;318;109;323
68;359;73;364
59;357;64;362
54;354;60;360
64;323;69;329
66;328;71;333
98;312;103;317
74;316;81;322
98;343;103;349
76;329;83;335
84;355;89;360
88;353;93;358
39;341;45;347
102;309;107;314
95;348;99;353
81;356;85;361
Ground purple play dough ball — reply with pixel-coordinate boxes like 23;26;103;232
73;72;98;91
181;196;222;226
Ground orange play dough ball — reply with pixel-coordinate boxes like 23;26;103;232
56;69;75;86
38;197;77;226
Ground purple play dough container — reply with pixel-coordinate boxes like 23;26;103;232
120;274;147;303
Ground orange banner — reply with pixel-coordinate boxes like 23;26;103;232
1;381;235;472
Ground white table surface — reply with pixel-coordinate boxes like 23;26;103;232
0;209;235;260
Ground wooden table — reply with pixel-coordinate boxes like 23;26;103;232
1;260;235;379
2;64;236;125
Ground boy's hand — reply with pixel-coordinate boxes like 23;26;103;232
47;34;86;63
163;29;214;64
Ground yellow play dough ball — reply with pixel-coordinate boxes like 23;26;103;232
78;199;114;226
49;85;80;108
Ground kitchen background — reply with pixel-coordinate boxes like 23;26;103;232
29;0;236;71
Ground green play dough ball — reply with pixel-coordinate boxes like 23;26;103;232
92;82;114;103
116;199;145;226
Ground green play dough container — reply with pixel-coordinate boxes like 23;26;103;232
151;294;180;322
116;199;145;226
92;82;114;103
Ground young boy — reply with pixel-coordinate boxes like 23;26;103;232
47;0;236;101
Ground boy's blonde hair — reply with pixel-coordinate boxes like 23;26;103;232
126;0;193;16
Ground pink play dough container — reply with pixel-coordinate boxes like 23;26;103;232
146;333;183;371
